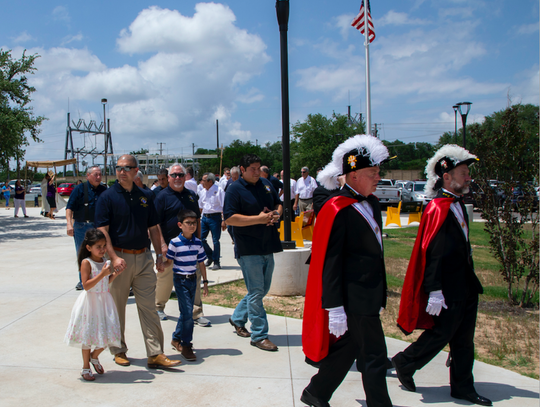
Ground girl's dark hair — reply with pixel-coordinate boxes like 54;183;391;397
77;229;106;269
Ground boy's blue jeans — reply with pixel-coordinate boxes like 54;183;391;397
172;274;197;346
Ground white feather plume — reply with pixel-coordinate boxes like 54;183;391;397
424;144;477;197
317;134;389;190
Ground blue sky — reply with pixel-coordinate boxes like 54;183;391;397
2;0;538;166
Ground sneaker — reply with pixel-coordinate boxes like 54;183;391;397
157;310;168;320
211;263;221;270
194;317;211;327
75;282;83;291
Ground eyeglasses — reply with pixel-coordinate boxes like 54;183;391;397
116;166;136;172
170;173;185;178
182;221;197;226
301;171;307;173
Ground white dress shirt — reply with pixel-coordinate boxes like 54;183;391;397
184;178;198;194
296;175;318;199
280;179;297;202
198;184;225;214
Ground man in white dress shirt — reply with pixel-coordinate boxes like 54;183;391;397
199;173;226;270
294;167;318;213
184;166;198;195
280;170;297;220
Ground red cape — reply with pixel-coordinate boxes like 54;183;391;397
302;195;357;362
396;198;453;335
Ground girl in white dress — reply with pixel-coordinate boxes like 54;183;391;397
64;229;121;381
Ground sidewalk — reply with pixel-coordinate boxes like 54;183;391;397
0;207;538;407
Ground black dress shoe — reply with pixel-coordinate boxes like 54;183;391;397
300;388;330;407
451;391;492;406
205;259;213;267
392;356;416;392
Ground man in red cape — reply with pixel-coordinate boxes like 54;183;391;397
301;135;392;407
393;145;491;407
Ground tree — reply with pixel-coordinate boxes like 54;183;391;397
290;112;365;177
130;148;149;155
382;140;434;172
472;104;539;307
0;49;46;171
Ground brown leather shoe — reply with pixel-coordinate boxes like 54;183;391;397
147;353;182;369
114;352;130;366
229;318;250;338
250;338;278;352
171;340;182;352
181;344;197;361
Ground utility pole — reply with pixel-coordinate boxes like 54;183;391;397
216;120;219;151
192;143;195;155
157;143;165;155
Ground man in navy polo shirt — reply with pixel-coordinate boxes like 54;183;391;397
223;154;283;352
154;163;211;327
66;165;106;290
95;154;180;370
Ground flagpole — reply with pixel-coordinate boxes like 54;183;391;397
364;1;372;136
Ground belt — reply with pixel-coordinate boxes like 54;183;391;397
113;247;147;255
75;220;93;224
203;213;222;217
299;197;313;201
176;273;196;280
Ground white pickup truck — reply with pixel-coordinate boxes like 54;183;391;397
374;179;401;207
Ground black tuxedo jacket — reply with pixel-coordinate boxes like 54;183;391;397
321;186;387;316
423;192;483;301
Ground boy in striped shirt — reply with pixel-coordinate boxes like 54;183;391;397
164;209;209;361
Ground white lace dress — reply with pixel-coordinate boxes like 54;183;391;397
64;258;121;350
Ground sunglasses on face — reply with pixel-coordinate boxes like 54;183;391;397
116;166;136;172
170;173;185;178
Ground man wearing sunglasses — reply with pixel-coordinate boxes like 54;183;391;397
95;154;180;370
154;164;211;327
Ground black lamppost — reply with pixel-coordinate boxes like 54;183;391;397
452;105;459;144
276;0;295;249
456;102;472;149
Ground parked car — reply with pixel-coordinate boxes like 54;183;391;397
511;183;538;210
29;182;43;196
57;183;75;196
401;181;431;205
374;179;401;207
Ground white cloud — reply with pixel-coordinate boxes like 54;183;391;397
21;5;271;157
52;6;70;24
333;14;355;41
61;33;84;46
12;31;35;44
517;22;539;35
377;10;431;27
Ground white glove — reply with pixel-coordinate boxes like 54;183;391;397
327;306;348;337
426;290;448;316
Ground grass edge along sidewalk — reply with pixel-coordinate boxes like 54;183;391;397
201;222;539;380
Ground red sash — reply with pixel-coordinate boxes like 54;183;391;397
396;198;453;334
302;195;357;362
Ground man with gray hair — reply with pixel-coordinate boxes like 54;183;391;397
199;172;226;270
66;165;107;290
294;166;318;213
154;163;211;327
260;166;283;195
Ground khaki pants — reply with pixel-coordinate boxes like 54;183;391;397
298;198;313;213
109;250;164;357
155;261;204;319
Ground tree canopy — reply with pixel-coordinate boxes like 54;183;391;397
0;49;46;170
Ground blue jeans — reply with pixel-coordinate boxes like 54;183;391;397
172;274;197;346
74;221;95;284
4;194;9;207
231;254;275;342
201;215;221;264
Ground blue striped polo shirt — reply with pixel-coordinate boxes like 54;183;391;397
166;233;207;275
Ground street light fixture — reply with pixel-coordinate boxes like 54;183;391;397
452;105;459;144
456;102;472;149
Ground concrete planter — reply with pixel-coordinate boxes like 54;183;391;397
269;246;311;296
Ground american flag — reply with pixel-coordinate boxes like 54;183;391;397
351;0;375;43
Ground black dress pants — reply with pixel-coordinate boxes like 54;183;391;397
307;314;392;407
393;294;479;394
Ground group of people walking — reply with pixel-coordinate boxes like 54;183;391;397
61;138;490;407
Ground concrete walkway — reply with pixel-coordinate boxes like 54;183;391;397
0;207;538;407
